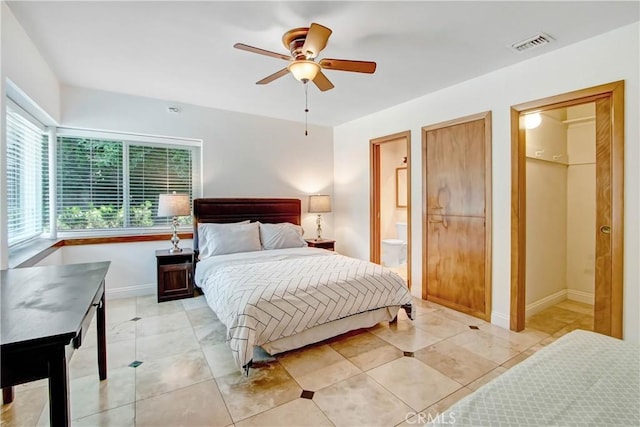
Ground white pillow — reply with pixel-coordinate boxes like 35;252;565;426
259;222;307;250
198;221;261;258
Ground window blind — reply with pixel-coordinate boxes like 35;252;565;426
56;134;200;232
129;144;195;227
6;102;46;246
56;137;124;230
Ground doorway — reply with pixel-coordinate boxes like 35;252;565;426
370;131;411;288
523;104;596;336
510;81;625;338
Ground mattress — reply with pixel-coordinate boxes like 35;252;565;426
431;329;640;426
195;247;413;370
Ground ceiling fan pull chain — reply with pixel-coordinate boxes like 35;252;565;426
304;82;309;136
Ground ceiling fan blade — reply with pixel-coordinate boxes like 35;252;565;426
256;68;290;85
312;70;335;92
319;58;377;74
234;43;291;61
302;23;332;59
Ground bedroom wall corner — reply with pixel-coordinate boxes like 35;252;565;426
59;86;335;295
1;2;61;122
60;86;334;225
333;22;639;339
1;3;61;269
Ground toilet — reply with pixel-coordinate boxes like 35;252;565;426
381;222;407;267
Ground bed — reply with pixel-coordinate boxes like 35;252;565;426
430;329;640;426
192;198;414;373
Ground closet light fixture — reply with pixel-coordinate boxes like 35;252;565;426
525;113;542;129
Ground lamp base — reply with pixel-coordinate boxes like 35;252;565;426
315;214;323;240
169;216;182;253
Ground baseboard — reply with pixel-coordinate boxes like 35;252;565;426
491;311;510;329
106;283;156;299
526;289;567;318
567;289;594;305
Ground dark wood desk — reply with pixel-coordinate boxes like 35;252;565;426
1;261;110;427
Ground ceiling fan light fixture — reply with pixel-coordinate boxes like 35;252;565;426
287;60;320;82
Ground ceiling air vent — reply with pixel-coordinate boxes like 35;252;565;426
511;33;553;53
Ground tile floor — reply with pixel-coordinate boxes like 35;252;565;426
526;300;594;338
3;295;580;427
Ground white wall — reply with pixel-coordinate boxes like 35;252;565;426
525;113;568;310
61;86;334;241
333;22;640;341
1;3;60;121
525;160;568;306
566;105;596;302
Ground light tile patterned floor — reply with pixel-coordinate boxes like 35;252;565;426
2;296;591;426
526;300;594;338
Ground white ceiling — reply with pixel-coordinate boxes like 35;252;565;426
8;1;639;127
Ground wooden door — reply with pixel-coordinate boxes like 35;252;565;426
423;112;492;320
594;97;613;335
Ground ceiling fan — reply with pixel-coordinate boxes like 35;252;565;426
234;23;376;92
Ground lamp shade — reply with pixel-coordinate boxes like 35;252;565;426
288;60;320;82
157;193;190;217
309;195;331;213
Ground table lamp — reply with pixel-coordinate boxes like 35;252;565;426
157;192;190;252
308;195;331;240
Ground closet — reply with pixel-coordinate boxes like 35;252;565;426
524;104;596;332
510;81;624;337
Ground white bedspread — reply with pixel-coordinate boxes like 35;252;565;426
431;329;640;426
195;247;412;369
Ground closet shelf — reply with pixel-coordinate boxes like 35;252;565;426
562;116;595;125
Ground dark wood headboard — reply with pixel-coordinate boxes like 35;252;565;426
192;198;301;255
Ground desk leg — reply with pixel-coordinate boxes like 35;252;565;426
48;346;69;427
2;387;14;404
97;289;107;380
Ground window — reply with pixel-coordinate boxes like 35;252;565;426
6;100;47;246
56;137;124;230
56;131;200;233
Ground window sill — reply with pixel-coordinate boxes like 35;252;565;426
8;238;64;269
8;232;193;268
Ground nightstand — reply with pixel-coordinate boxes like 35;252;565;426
305;238;335;251
155;248;194;303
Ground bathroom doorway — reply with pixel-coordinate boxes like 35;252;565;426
370;131;411;288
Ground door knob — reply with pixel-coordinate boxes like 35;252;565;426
600;225;611;235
